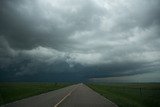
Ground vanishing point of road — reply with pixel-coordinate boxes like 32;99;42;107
1;83;118;107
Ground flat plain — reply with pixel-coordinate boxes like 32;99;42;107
88;83;160;107
0;83;117;107
0;82;69;106
0;82;160;107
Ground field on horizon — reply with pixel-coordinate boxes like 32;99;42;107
1;82;160;107
0;82;69;106
88;83;160;107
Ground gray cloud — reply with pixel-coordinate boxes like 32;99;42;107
0;0;160;82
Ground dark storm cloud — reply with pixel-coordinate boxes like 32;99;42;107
0;0;160;82
0;0;105;50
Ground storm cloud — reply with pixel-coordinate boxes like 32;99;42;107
0;0;160;82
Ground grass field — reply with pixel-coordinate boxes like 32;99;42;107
88;83;160;107
0;82;69;106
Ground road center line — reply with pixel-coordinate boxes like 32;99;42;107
54;86;78;107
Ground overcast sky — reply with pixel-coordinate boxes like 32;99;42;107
0;0;160;82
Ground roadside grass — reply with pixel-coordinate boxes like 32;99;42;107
0;82;69;106
88;83;160;107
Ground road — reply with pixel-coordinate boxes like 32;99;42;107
1;84;118;107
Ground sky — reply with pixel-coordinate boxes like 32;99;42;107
0;0;160;82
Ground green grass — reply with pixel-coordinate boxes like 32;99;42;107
88;83;160;107
0;82;69;106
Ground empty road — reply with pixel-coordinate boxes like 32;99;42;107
1;84;118;107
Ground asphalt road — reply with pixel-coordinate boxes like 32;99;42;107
2;84;118;107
